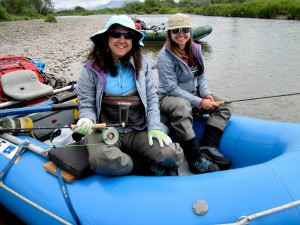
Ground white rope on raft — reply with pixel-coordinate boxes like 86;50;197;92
0;181;73;225
218;200;300;225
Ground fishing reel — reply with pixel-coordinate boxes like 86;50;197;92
100;122;125;145
101;127;119;145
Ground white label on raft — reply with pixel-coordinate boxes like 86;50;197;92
0;138;18;159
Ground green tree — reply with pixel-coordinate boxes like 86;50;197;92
178;0;194;7
123;1;144;14
74;6;86;13
0;5;11;20
144;0;160;8
1;0;53;16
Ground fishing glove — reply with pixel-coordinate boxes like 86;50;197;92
74;118;93;136
148;130;172;147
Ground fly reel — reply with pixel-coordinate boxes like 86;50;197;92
101;127;119;145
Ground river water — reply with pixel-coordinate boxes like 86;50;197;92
1;14;300;224
140;14;300;123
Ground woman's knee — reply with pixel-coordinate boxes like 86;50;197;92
214;95;234;117
88;146;132;174
156;143;184;168
163;97;192;114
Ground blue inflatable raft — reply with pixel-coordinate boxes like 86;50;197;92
0;116;300;225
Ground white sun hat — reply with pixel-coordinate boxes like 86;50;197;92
90;14;144;46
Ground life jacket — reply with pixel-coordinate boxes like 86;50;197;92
0;56;45;101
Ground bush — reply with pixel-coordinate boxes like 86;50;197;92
0;6;11;21
287;5;300;19
259;5;277;18
44;14;57;22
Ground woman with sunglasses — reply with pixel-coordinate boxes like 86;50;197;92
157;13;233;174
74;14;184;176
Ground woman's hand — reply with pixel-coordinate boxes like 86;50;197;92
148;130;172;147
74;118;93;136
200;97;220;111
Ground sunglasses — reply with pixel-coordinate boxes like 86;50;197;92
108;30;135;40
171;28;191;35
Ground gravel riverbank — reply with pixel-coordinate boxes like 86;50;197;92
0;15;112;82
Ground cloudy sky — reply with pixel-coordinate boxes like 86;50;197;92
52;0;111;9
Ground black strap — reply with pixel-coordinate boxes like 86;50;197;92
56;166;81;225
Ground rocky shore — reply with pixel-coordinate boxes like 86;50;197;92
0;15;112;82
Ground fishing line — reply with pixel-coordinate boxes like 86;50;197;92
218;92;300;104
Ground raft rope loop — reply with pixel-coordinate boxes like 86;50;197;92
0;139;73;225
218;200;300;225
0;182;72;225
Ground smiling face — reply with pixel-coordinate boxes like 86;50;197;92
108;25;134;62
170;29;191;50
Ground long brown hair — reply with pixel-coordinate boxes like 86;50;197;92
166;30;196;67
86;28;142;80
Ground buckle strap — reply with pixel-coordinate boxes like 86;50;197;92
0;140;28;182
56;166;81;225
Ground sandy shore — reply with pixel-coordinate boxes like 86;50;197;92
0;15;113;82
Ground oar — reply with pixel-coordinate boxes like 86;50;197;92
0;132;77;185
0;132;49;157
0;102;78;117
0;83;76;109
32;92;77;107
215;92;300;105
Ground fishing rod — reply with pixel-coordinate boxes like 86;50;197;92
0;121;126;145
216;92;300;104
0;122;126;133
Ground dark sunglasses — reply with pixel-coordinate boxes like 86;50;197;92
108;30;135;40
171;28;191;35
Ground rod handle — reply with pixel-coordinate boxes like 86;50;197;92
70;122;125;130
70;123;107;130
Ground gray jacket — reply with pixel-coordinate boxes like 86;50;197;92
157;42;212;108
77;55;162;132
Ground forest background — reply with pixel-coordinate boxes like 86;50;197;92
0;0;299;21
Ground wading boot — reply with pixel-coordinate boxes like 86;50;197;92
180;137;219;174
150;165;179;176
200;125;231;169
130;155;178;176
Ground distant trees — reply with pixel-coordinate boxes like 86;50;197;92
0;0;299;21
0;0;54;18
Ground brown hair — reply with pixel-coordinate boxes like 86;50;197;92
86;29;142;80
166;30;196;67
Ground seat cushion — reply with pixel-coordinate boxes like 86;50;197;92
1;70;53;100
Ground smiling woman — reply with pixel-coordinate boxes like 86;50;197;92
73;14;184;177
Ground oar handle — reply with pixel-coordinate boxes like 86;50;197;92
0;102;78;117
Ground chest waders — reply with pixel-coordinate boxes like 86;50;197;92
100;94;145;145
